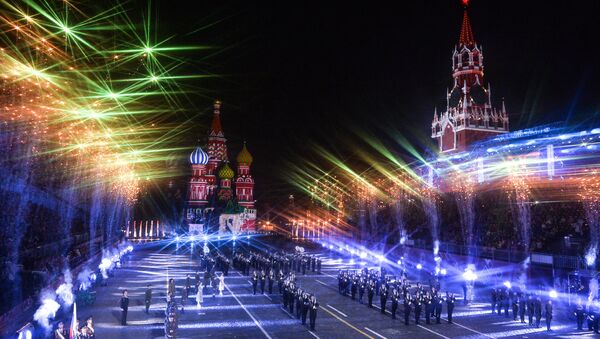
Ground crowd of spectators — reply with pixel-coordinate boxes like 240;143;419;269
349;190;590;256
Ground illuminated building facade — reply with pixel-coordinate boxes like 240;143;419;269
185;100;256;233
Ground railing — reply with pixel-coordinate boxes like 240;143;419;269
405;239;586;270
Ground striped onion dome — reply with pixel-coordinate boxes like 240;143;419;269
218;162;235;180
190;146;209;165
236;142;253;166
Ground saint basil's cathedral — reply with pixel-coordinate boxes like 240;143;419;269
186;100;256;234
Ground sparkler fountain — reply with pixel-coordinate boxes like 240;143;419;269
579;172;600;267
504;159;533;287
451;171;476;256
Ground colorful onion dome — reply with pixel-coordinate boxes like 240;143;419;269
218;162;235;179
236;142;253;166
190;146;209;165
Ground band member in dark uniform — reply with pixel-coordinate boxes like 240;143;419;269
144;284;152;314
120;290;129;325
358;278;365;303
260;270;266;294
512;296;519;321
182;285;189;313
351;275;358;300
278;270;284;294
424;292;432;324
545;299;553;331
446;292;455;324
309;295;319;331
404;294;412;325
296;288;303;319
391;288;399;319
268;270;274;294
380;284;388;314
282;283;289;308
302;293;310;325
367;280;375;308
503;289;510;317
534;297;542;328
519;295;526;323
491;289;497;314
574;300;585;330
252;271;258;295
414;293;422;325
289;286;295;314
527;295;535;326
435;292;443;324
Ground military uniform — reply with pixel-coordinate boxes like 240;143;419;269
391;289;399;319
574;303;585;330
145;287;152;314
435;293;443;324
301;295;310;324
252;273;258;295
404;295;412;325
309;298;319;331
367;280;375;308
380;284;388;314
446;293;455;324
414;294;422;325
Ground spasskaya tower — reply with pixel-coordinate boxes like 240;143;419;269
431;0;509;153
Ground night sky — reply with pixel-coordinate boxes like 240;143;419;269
156;0;600;209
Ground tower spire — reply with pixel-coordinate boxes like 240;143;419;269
459;4;475;46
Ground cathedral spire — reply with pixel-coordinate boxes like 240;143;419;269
210;99;224;137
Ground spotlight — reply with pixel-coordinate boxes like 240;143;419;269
377;255;384;262
217;236;221;240
397;259;402;265
586;252;597;266
329;245;334;249
435;267;440;275
232;235;237;241
359;252;367;259
462;269;477;281
416;263;422;270
190;235;195;241
247;235;250;239
203;235;208;241
440;268;447;275
349;259;355;264
503;281;512;289
175;236;180;242
339;246;343;251
549;290;558;299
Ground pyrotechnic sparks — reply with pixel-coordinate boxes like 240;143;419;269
579;170;600;265
504;158;532;251
0;1;207;203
